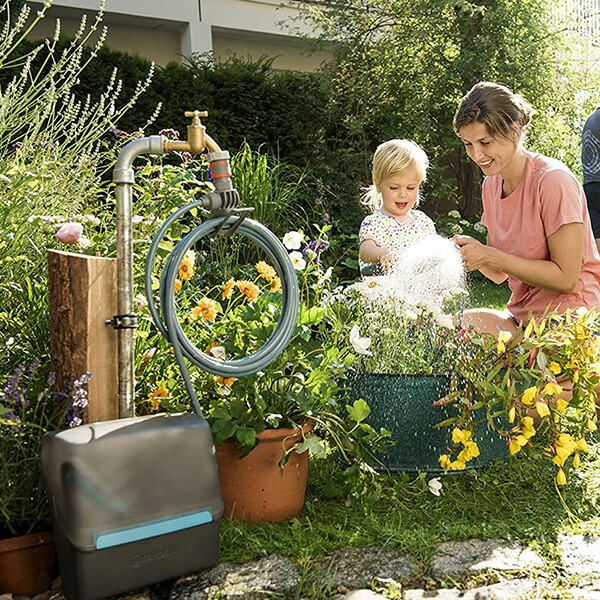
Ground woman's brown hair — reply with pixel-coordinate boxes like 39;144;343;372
453;82;533;140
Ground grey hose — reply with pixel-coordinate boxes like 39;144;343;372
145;198;300;416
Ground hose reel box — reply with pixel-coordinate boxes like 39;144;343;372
41;412;223;600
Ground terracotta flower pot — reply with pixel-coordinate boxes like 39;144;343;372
215;424;312;523
0;531;56;595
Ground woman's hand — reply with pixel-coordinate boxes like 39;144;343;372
453;235;487;271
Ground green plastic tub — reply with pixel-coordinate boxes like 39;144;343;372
347;372;508;474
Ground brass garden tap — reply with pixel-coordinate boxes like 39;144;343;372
163;110;222;154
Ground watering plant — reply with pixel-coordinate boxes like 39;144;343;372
438;307;600;485
0;360;90;537
341;235;468;375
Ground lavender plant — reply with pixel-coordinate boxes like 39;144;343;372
0;359;90;537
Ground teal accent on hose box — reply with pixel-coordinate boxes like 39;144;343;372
94;509;213;549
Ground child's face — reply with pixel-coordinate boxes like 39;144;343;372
378;172;421;221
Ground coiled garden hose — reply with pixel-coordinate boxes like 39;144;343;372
145;197;300;416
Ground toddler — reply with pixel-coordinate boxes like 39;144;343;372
359;139;435;275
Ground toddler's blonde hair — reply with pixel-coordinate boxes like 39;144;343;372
361;139;429;212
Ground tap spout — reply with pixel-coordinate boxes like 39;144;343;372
163;110;222;154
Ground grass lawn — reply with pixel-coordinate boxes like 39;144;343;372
218;276;600;594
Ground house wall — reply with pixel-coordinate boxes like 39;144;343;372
26;0;330;71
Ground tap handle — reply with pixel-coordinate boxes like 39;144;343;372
184;110;208;126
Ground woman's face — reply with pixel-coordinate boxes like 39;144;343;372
458;121;520;177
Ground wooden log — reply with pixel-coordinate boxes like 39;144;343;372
47;250;119;423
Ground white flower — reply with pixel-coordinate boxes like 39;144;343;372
134;294;148;308
316;266;333;288
473;222;487;234
209;346;226;360
217;386;231;396
77;236;92;248
289;251;306;271
436;313;454;329
448;210;461;219
350;324;372;356
283;231;304;250
428;477;443;496
131;215;144;224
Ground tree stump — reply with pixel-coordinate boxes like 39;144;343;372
48;250;119;423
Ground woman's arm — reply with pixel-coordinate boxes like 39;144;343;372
455;222;583;294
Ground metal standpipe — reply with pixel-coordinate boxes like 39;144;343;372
113;135;166;418
110;114;300;419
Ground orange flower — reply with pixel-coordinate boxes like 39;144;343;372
178;250;196;281
270;276;282;293
147;385;169;410
173;278;182;293
236;280;260;302
190;298;219;321
256;261;276;281
222;278;235;300
215;376;235;387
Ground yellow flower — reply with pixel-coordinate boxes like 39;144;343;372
556;468;567;486
173;278;182;293
451;428;472;445
465;440;480;458
509;438;523;455
439;454;451;470
368;280;377;288
542;381;563;396
521;386;538;406
588;418;598;432
555;399;569;413
450;460;466;471
556;433;577;451
520;416;536;439
236;280;260;302
573;452;581;469
190;298;219;321
548;362;561;375
178;250;196;281
535;401;550;418
496;330;512;354
576;438;589;452
256;261;276;281
508;405;516;423
270;276;282;293
573;370;580;384
222;278;235;300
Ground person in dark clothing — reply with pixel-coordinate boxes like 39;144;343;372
582;105;600;252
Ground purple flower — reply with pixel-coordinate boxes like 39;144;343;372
158;128;180;140
303;239;329;263
108;127;131;139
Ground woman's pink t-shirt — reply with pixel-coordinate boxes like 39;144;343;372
481;152;600;323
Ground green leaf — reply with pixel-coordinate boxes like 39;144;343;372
236;427;257;447
346;398;370;423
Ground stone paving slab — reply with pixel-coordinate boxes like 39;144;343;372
558;534;600;576
431;539;545;578
313;547;419;589
169;554;300;600
403;578;539;600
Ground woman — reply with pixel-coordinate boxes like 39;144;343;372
452;81;600;336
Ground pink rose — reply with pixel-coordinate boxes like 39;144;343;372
56;222;83;244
